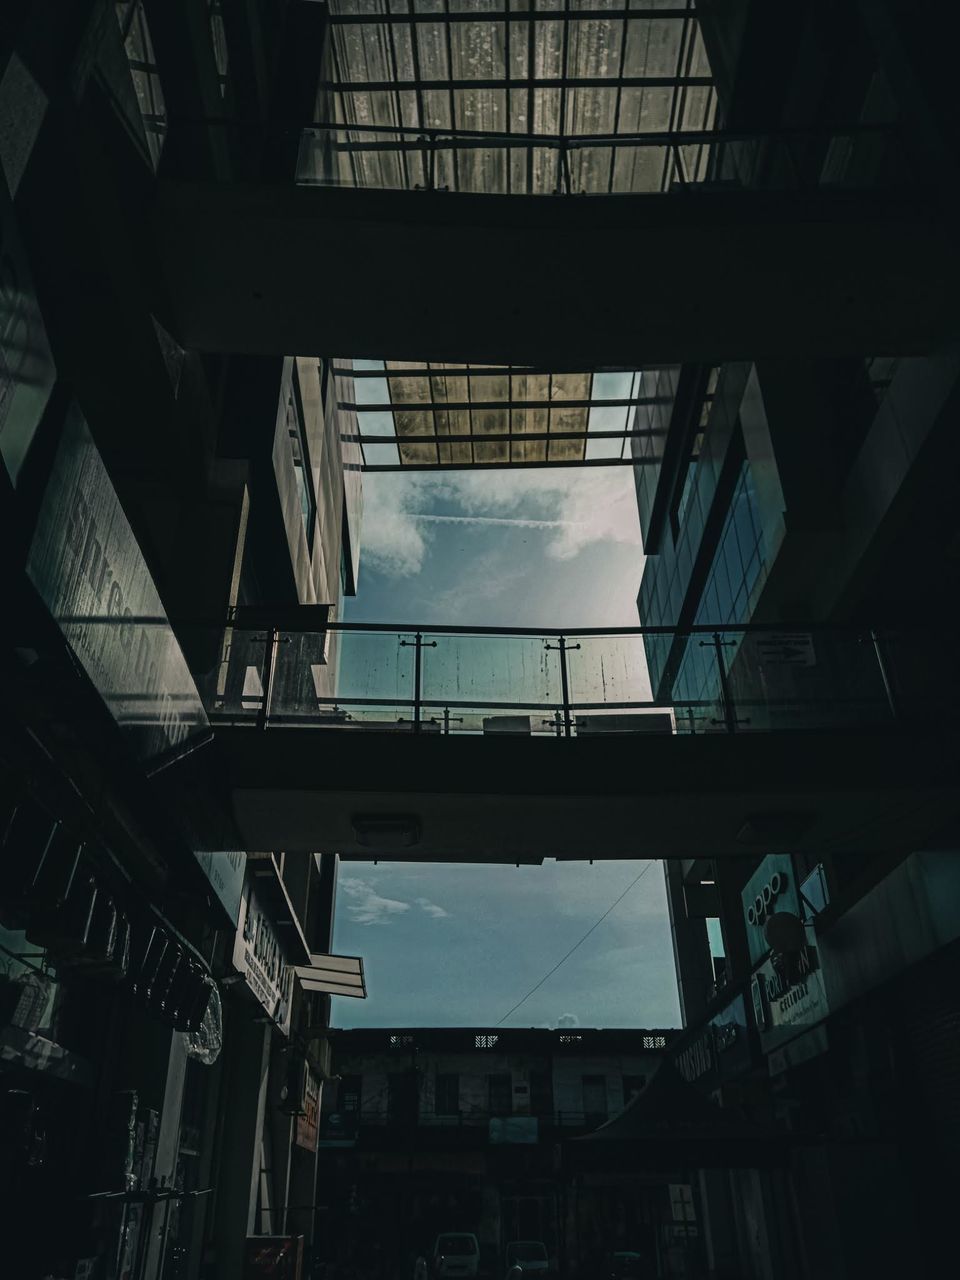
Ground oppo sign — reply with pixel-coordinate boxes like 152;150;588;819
746;870;789;928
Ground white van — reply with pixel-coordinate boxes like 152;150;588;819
431;1234;480;1280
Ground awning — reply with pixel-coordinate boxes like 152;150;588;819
295;953;366;999
569;1060;787;1169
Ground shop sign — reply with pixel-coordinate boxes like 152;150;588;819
752;926;829;1050
232;879;294;1036
741;855;800;964
26;405;209;764
0;178;57;486
296;1067;321;1152
193;851;245;927
677;1029;715;1084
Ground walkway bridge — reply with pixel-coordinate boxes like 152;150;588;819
150;2;960;363
178;617;960;862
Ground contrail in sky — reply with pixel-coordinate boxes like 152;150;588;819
412;513;584;529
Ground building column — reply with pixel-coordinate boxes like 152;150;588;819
142;1033;190;1278
211;1008;272;1275
663;862;714;1028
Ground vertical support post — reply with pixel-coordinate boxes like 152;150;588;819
440;707;463;735
869;628;901;722
700;632;744;734
545;636;581;738
401;632;437;733
257;626;281;732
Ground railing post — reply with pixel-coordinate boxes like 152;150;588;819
700;631;746;734
869;627;901;722
545;636;580;737
256;625;281;731
400;632;437;733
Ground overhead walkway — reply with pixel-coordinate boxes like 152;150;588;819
150;1;960;362
178;618;960;861
152;176;960;365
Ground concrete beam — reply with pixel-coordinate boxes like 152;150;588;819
152;181;960;365
198;725;960;861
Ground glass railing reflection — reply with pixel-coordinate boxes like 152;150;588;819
297;124;915;197
195;622;945;738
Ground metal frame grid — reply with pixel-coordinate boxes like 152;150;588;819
304;0;717;195
335;361;671;469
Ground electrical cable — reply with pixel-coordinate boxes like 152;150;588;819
495;861;655;1026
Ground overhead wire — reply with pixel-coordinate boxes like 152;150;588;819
495;861;655;1026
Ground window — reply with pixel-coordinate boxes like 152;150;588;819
389;1034;414;1049
207;1;229;95
582;1075;608;1124
115;2;167;169
475;1034;499;1049
488;1073;512;1116
530;1070;554;1117
622;1075;646;1105
671;367;720;540
706;917;727;987
435;1073;459;1116
642;1035;668;1050
387;1072;418;1122
339;1074;362;1115
286;392;316;551
669;1184;697;1223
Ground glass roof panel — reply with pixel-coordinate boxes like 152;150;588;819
318;1;717;196
344;364;661;468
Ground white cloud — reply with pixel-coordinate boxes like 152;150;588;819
339;876;411;926
556;1012;580;1028
416;897;449;919
360;468;641;577
359;492;428;576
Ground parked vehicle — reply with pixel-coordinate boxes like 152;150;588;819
430;1234;481;1280
608;1251;645;1280
504;1241;550;1279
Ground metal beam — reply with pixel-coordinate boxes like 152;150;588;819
350;428;665;443
344;396;666;411
361;456;656;470
335;365;663;377
324;75;713;92
325;9;697;23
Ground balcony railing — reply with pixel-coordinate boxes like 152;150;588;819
296;122;917;197
321;1107;612;1136
191;619;948;739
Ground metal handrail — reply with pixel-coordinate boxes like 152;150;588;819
198;620;927;735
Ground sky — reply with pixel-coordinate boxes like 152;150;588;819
329;458;681;1029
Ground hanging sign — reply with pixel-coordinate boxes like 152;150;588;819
232;879;294;1037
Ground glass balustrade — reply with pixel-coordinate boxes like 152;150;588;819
195;621;954;737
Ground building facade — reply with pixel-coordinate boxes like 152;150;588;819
1;4;364;1278
317;1028;683;1280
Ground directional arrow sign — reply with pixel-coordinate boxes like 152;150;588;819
755;633;816;667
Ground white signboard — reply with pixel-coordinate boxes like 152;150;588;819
232;879;294;1036
194;851;246;926
26;405;209;763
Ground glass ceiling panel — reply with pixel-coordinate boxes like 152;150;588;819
342;362;655;469
311;0;718;195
